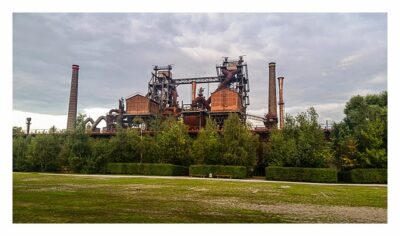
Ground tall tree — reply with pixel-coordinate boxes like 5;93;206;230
266;107;332;168
221;113;258;171
109;128;141;163
332;91;387;169
157;118;192;166
192;118;221;164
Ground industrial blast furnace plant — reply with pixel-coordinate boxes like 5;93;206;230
66;56;285;134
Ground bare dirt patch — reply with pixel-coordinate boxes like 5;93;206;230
204;198;387;223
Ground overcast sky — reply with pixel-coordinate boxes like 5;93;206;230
13;13;387;130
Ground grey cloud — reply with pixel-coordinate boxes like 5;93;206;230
13;13;386;123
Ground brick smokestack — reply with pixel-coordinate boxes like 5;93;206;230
67;64;79;131
278;77;285;129
265;62;278;128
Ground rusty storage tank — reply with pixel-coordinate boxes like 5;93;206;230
126;94;160;115
211;88;242;112
183;112;207;130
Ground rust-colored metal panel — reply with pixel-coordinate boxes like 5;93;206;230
211;88;242;112
183;113;206;130
126;95;159;115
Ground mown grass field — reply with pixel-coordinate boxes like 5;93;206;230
13;172;387;223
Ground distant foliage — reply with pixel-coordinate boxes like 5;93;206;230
13;126;25;136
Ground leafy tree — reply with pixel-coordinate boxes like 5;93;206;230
192;118;221;164
157;118;192;166
83;138;111;173
26;134;62;172
148;115;163;131
266;129;298;167
59;114;92;172
49;125;57;134
141;135;160;163
332;91;387;169
109;128;141;163
221;113;258;171
266;107;332;168
13;136;31;171
13;126;25;136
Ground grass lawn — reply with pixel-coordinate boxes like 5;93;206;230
13;172;387;223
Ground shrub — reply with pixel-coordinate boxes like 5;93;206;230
106;163;189;176
189;165;247;179
338;168;387;184
265;166;337;183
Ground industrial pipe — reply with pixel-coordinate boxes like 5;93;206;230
217;68;238;90
277;77;285;129
67;64;80;131
91;116;107;131
191;81;196;102
171;89;178;107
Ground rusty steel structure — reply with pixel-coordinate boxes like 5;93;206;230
181;56;250;129
67;64;80;131
72;56;287;134
277;76;285;129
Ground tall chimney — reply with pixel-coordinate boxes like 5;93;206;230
265;62;278;128
278;77;285;129
26;117;31;135
67;64;80;131
191;81;197;102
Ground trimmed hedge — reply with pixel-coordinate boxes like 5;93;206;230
106;163;188;176
338;169;387;184
265;166;338;183
189;165;247;179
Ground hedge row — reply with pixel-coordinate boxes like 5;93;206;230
106;163;188;176
338;169;387;184
189;165;247;179
265;166;338;183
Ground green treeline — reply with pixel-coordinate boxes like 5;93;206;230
13;91;387;175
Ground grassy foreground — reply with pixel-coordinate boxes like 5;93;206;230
13;172;387;223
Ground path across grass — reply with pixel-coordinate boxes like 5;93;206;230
13;172;387;223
